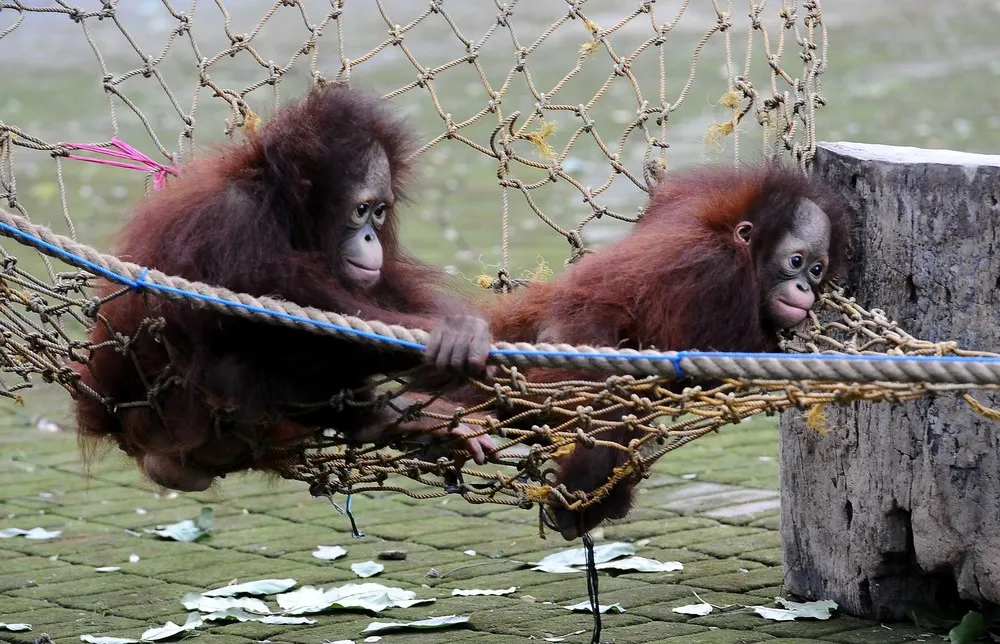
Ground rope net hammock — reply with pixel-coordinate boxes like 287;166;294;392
2;1;998;537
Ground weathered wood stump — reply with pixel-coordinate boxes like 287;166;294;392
780;142;1000;620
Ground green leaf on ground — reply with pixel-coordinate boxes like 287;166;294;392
351;561;384;578
564;601;626;614
312;545;348;560
140;613;203;641
202;578;297;597
752;598;837;621
181;592;271;614
673;603;714;616
530;542;634;573
0;527;61;540
950;611;986;644
361;615;470;633
451;587;517;596
277;583;434;614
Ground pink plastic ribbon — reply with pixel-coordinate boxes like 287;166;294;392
62;137;180;190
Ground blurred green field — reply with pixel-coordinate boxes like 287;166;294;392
3;0;1000;420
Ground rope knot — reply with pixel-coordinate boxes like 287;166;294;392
327;389;353;411
448;406;467;429
398;400;423;423
531;424;553;443
388;24;404;45
575;428;597;450
81;297;102;319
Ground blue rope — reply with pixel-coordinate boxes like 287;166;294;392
134;267;149;293
491;348;685;378
4;218;1000;379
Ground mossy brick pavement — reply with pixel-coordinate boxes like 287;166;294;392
0;402;931;644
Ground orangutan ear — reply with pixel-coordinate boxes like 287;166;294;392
734;221;753;245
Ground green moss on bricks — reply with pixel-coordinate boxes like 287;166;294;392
457;604;570;636
684;565;785;593
672;557;764;580
748;514;781;530
510;611;650;637
361;515;506;541
0;596;51;613
96;503;241;529
90;546;242;575
261;564;359;587
111;599;192;621
415;559;525;586
690;532;782;558
265;614;387;643
649;525;766;549
824;625;935;644
0;555;75;575
1;616;150;644
434;594;528;614
744;584;785;598
0;563;105;592
7;573;165;600
607;585;710;612
753;614;874;638
209;524;334;551
740;547;782;566
437;634;522;644
590;621;710;643
0;606;91;627
459;537;559;559
688;609;773;630
656;627;775;643
414;522;532;550
47;496;176;520
62;582;200;612
55;541;213;568
155;561;319;588
169;636;259;644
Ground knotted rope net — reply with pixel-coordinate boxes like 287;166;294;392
3;1;998;528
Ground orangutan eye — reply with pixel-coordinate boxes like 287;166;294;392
789;254;804;269
372;202;388;226
810;263;824;278
351;202;369;225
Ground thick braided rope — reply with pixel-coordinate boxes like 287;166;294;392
0;207;431;349
4;207;1000;387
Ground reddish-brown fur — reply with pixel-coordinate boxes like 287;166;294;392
473;163;851;539
74;84;480;486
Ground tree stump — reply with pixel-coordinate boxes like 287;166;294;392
780;142;1000;620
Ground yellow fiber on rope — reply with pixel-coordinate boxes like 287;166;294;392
242;108;262;134
611;463;635;481
526;485;552;503
578;19;601;57
805;403;830;434
473;274;494;289
552;443;576;459
718;90;742;110
703;91;743;151
963;394;1000;421
525;258;553;283
704;120;735;151
526;121;558;159
579;40;599;57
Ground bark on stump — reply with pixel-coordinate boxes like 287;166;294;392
780;142;1000;620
